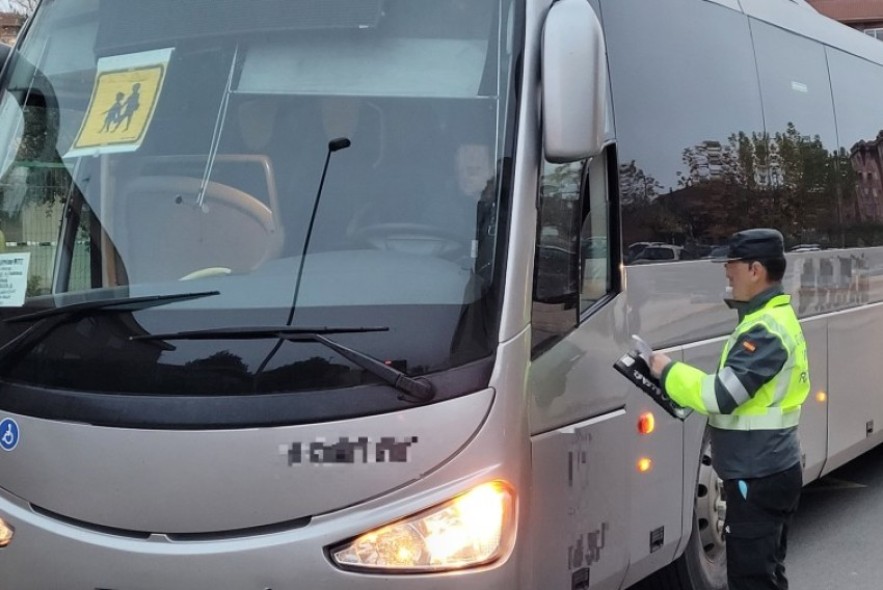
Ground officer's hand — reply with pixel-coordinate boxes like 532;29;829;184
649;352;671;379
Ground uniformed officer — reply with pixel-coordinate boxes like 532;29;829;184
648;228;810;590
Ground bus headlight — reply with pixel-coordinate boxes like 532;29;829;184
329;481;515;573
0;517;13;548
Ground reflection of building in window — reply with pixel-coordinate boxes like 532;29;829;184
680;139;783;188
849;134;883;223
687;140;725;182
681;136;798;189
0;12;25;46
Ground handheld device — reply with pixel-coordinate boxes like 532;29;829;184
613;337;690;420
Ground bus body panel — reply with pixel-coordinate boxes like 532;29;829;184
0;479;524;590
498;0;544;345
0;389;494;534
826;302;883;474
529;411;631;590
742;0;883;64
528;298;631;435
0;330;535;589
798;317;828;482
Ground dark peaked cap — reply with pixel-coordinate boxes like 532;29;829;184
712;228;785;262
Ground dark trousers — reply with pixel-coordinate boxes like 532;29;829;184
723;463;802;590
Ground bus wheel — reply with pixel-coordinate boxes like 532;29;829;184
687;436;727;588
635;434;727;589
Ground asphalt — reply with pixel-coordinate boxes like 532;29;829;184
787;443;883;589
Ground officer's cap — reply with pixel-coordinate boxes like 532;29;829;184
712;228;785;263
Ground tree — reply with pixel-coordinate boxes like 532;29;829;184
620;159;663;205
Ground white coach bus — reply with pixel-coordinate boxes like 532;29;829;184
0;0;881;588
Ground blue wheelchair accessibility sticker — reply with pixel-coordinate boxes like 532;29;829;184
0;418;20;451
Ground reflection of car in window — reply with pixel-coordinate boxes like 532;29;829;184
631;244;683;264
790;243;821;252
581;236;608;260
625;241;653;263
707;245;729;259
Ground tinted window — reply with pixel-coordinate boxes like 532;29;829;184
0;0;518;406
603;0;765;257
750;20;840;248
532;158;583;348
579;153;613;309
828;47;883;245
532;148;616;353
639;246;674;261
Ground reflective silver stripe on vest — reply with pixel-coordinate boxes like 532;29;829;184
718;366;751;407
709;407;801;431
700;375;720;414
755;316;798;406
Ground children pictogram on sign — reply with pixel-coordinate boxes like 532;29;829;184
99;92;125;133
115;82;142;132
68;48;173;157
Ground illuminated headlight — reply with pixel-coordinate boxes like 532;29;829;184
0;517;13;548
330;481;515;573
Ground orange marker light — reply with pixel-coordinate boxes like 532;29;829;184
638;412;656;435
637;457;653;473
816;391;827;403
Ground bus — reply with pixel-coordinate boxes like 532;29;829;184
0;0;881;588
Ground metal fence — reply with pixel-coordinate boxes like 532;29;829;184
3;202;91;295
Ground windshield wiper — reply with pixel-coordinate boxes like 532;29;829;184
0;291;220;369
131;326;435;403
5;291;220;323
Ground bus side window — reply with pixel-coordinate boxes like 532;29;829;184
532;156;584;350
532;146;617;352
579;150;613;311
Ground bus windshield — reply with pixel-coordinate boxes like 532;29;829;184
0;0;517;399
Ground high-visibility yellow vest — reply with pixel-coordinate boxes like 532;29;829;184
664;294;809;430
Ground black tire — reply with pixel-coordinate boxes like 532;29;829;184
631;432;727;590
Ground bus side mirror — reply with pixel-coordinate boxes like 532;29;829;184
541;0;608;163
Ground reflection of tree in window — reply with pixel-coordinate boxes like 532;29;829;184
621;122;883;252
258;357;358;392
184;351;249;379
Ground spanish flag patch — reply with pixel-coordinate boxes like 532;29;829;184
742;340;757;353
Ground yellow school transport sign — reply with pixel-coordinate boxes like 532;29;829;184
68;48;173;157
